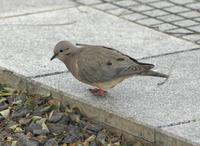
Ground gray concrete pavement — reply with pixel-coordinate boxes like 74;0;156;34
161;120;200;146
0;0;76;18
80;0;200;45
0;6;197;77
0;0;200;146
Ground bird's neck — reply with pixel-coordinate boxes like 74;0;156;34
63;49;80;77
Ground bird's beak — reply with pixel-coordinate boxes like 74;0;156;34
50;53;58;61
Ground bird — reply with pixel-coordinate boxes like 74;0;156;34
51;41;169;96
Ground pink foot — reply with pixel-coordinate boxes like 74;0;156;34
89;88;107;97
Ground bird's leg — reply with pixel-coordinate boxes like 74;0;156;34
89;88;107;97
89;88;99;93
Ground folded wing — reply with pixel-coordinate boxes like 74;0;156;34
77;46;154;84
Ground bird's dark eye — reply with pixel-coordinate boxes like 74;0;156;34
60;49;63;52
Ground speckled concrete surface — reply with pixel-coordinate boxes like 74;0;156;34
0;0;77;18
0;6;197;77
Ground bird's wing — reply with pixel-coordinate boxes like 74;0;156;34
77;46;154;84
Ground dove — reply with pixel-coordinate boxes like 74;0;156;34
51;41;168;96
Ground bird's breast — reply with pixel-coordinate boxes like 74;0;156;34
94;77;126;90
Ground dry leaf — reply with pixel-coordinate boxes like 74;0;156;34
36;118;49;132
11;141;17;146
48;99;61;110
32;135;47;143
0;108;10;119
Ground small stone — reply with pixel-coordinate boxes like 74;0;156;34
16;134;39;146
32;106;51;116
0;103;8;111
19;118;32;125
44;138;58;146
57;115;70;125
69;113;80;123
0;142;11;146
63;125;82;143
96;130;107;145
33;129;49;136
48;112;63;123
32;135;47;144
13;96;27;104
0;115;5;121
26;122;41;134
86;123;103;134
12;107;31;119
47;123;67;135
63;133;80;144
89;141;100;146
79;120;87;128
6;96;14;104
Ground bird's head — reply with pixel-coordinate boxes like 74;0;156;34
51;41;76;62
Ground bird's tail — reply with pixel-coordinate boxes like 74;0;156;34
140;70;169;78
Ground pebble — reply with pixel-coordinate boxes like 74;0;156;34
16;134;39;146
48;112;63;123
44;138;58;146
12;107;31;119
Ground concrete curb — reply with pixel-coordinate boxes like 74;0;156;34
0;66;196;146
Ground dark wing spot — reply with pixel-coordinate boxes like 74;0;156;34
65;53;71;56
116;58;125;61
107;61;112;66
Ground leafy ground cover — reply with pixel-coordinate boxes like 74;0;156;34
0;84;145;146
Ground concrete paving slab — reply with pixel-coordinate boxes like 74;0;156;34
158;121;200;146
0;0;77;18
0;6;198;77
34;48;200;144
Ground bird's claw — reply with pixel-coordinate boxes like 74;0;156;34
89;88;107;97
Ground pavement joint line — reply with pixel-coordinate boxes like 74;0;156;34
137;47;200;60
165;20;200;29
157;119;200;129
28;71;68;79
0;5;80;20
73;0;103;6
0;21;77;27
165;31;198;35
176;12;200;20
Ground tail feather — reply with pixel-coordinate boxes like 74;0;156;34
140;70;169;78
139;62;155;70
